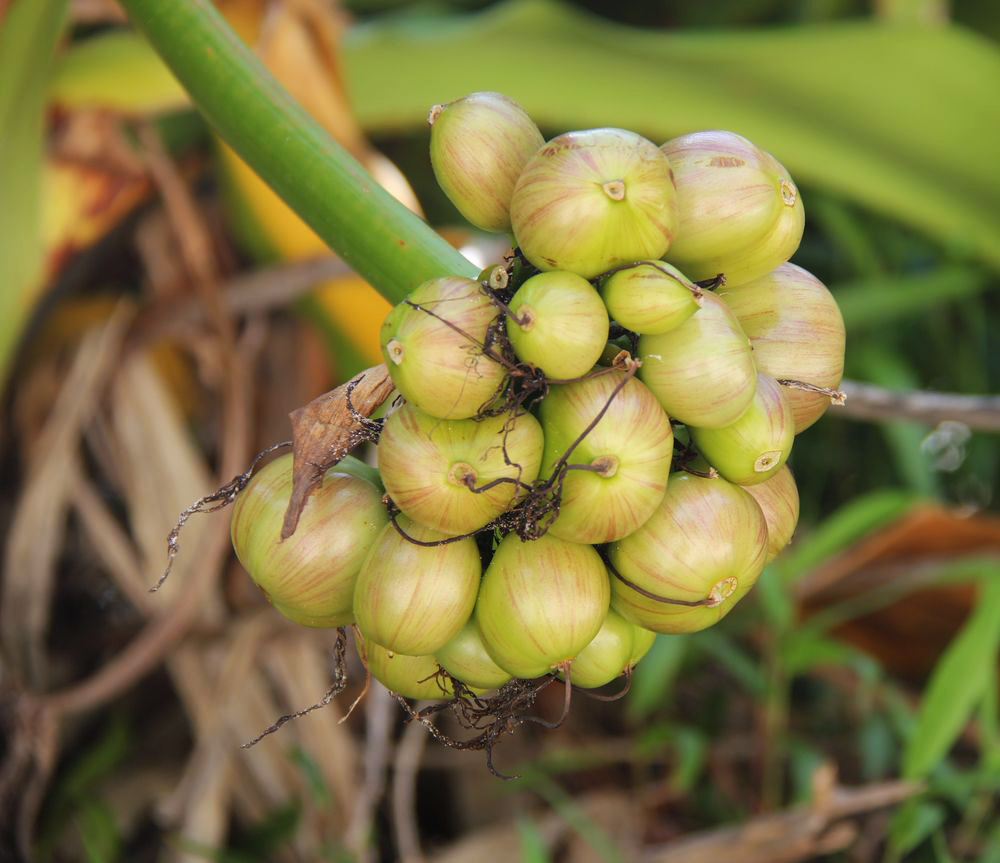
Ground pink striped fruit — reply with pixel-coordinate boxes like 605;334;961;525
661;130;804;287
506;271;609;380
690;373;794;485
610;473;768;633
638;291;756;428
599;260;702;335
476;533;610;678
435;619;513;690
230;453;387;627
510;128;677;278
718;263;845;431
365;641;454;700
353;517;480;656
538;370;673;544
429;92;544;233
744;465;800;563
381;276;505;419
565;608;635;688
378;402;543;535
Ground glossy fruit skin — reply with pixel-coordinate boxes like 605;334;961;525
510;128;677;278
476;533;610;679
230;453;387;627
718;263;845;432
539;370;673;544
599;260;701;335
435;619;512;690
661;130;804;287
429;92;544;233
353;517;480;656
627;625;657;668
378;402;543;535
380;276;505;419
506;271;609;380
566;607;635;688
610;473;768;633
690;373;795;485
638;291;757;429
744;465;800;563
365;641;454;700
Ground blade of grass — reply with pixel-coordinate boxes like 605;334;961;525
117;0;475;307
901;572;1000;780
0;0;69;381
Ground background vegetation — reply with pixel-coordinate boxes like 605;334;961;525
1;0;998;861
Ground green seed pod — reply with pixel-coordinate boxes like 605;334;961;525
429;92;544;233
506;271;609;380
378;402;543;535
565;608;635;689
744;465;800;563
718;263;845;432
690;373;794;485
380;276;505;419
610;473;768;634
638;291;757;429
476;533;610;679
599;260;702;335
628;626;657;669
539;370;673;544
230;453;387;627
510;128;677;278
661;130;804;287
353;517;480;656
365;641;454;701
435;619;512;691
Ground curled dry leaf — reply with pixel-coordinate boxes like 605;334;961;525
282;364;394;539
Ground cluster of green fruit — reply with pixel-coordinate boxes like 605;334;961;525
231;92;845;702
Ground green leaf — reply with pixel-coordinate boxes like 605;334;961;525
49;30;189;114
902;572;1000;779
516;817;551;863
775;489;918;581
0;0;68;381
344;0;1000;272
888;799;948;859
627;634;687;721
834;266;990;333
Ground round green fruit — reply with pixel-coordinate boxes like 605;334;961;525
230;453;387;627
599;260;701;335
539;370;673;544
476;533;610;679
718;263;845;432
365;641;454;700
565;608;634;689
690;373;794;485
661;130;804;287
610;473;768;633
353;517;480;656
744;465;800;563
381;276;505;419
510;128;677;278
429;92;544;233
506;271;609;380
435;619;512;691
378;402;543;535
638;291;757;428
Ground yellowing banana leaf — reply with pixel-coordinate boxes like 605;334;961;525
0;0;68;381
343;0;1000;271
48;29;188;114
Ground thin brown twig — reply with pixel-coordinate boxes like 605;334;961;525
836;379;1000;432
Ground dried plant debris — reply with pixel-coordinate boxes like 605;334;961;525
282;365;394;539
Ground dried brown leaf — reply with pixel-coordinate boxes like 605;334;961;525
282;364;393;539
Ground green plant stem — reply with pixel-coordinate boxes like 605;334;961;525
117;0;476;306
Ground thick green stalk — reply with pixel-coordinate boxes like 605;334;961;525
117;0;475;305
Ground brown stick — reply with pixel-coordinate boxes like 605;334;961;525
836;380;1000;432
